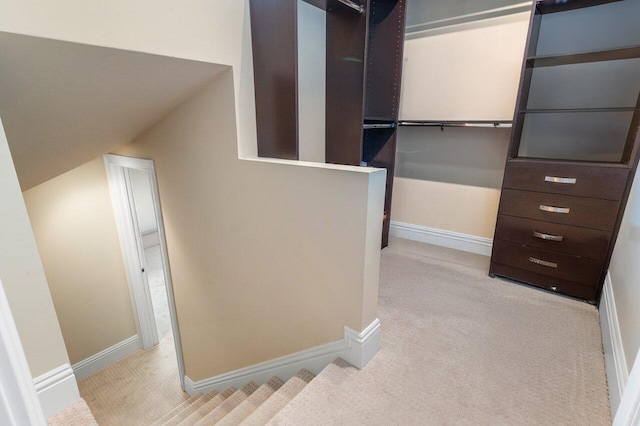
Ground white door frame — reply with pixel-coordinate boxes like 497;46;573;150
0;278;47;426
616;349;640;425
103;154;186;389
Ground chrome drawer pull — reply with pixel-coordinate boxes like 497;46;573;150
539;205;570;214
533;231;564;242
529;257;558;268
545;176;577;184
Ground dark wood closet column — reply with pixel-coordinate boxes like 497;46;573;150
489;0;640;304
249;0;299;160
325;0;407;247
250;0;407;247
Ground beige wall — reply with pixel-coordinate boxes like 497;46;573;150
114;70;385;381
392;177;501;239
400;12;529;121
1;0;386;382
609;173;640;372
0;117;69;377
23;158;137;365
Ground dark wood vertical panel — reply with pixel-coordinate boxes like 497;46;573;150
250;0;299;160
366;128;398;248
325;0;368;166
364;0;407;120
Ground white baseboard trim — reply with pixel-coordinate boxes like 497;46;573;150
72;335;142;380
600;272;629;418
390;221;493;256
184;319;381;395
33;364;80;419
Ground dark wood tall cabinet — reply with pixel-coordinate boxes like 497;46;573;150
326;0;407;248
490;0;640;304
250;0;407;248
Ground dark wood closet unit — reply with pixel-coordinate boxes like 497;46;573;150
489;0;640;304
326;0;407;247
249;0;408;248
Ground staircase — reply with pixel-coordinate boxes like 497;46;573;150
150;369;316;426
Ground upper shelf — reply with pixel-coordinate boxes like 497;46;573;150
536;0;622;14
527;46;640;68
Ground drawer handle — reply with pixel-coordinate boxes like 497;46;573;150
545;176;577;185
533;231;564;242
529;257;558;268
539;205;570;214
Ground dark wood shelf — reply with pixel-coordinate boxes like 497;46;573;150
520;107;639;114
508;157;631;168
536;0;621;14
526;46;640;67
363;123;396;130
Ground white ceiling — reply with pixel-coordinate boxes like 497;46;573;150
0;32;227;190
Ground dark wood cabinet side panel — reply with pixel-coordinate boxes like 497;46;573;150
364;0;407;120
325;1;368;166
368;130;397;248
491;262;597;302
250;0;299;160
500;189;621;231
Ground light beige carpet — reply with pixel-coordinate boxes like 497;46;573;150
48;398;98;425
268;237;611;425
78;332;189;426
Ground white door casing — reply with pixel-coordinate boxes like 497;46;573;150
103;154;186;390
0;278;47;426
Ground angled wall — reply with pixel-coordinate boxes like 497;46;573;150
0;117;70;377
115;70;385;381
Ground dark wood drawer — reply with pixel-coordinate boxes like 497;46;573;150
494;215;611;260
503;161;628;201
492;240;603;286
500;189;620;231
491;262;597;302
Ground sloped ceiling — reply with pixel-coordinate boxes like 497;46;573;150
0;32;227;190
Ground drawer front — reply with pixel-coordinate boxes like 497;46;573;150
492;240;603;286
500;189;620;231
491;262;597;302
503;161;628;200
494;215;611;260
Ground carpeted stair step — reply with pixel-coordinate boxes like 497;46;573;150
175;386;236;425
48;398;98;426
194;382;259;425
239;370;315;426
163;389;219;426
216;377;285;426
266;359;353;425
152;394;203;425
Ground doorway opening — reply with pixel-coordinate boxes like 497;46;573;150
103;154;185;389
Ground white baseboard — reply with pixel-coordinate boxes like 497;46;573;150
390;221;493;256
185;319;381;395
600;272;629;418
72;335;142;380
33;364;80;419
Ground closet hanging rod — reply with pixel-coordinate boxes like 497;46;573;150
398;120;512;130
363;123;396;129
338;0;365;13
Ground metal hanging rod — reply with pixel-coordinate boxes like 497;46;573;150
363;123;396;130
338;0;365;14
398;120;512;130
